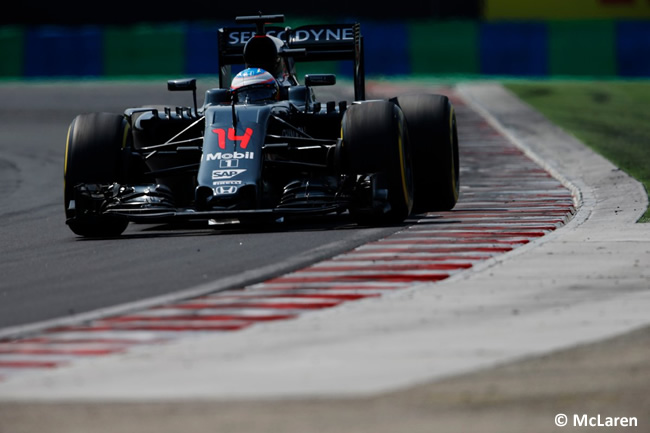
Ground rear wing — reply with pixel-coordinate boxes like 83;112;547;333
217;23;365;100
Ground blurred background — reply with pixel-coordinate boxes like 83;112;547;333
1;0;649;79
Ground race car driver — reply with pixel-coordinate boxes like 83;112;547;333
230;68;280;104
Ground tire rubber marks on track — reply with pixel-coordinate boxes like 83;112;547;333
0;92;576;382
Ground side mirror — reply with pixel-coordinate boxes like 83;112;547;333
305;74;336;87
168;78;197;92
167;78;198;116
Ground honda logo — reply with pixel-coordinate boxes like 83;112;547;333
214;186;238;195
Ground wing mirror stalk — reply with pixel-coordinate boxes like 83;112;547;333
168;78;198;117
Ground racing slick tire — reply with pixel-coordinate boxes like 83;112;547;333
395;94;459;213
64;112;130;237
341;100;414;224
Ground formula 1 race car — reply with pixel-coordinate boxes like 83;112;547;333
64;14;459;237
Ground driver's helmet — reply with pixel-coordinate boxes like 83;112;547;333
230;68;279;104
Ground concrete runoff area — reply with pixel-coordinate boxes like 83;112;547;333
0;83;648;432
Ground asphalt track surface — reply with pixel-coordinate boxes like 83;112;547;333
0;80;649;432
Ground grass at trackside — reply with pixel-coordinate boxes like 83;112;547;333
503;80;650;223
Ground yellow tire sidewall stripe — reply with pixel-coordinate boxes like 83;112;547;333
63;123;73;193
397;119;410;208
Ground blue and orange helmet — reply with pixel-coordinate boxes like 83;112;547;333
230;68;279;103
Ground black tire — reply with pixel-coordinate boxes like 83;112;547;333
64;112;129;237
341;101;414;224
396;94;459;213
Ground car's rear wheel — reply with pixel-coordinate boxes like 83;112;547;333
64;112;129;237
341;100;413;224
396;94;459;213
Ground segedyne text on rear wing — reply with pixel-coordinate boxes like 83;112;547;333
217;22;365;101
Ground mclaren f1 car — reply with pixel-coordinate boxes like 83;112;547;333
63;14;459;237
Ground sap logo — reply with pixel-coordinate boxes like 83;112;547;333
214;186;238;195
204;151;255;161
212;169;246;180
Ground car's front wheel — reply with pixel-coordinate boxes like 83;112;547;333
341;100;414;224
64;112;130;237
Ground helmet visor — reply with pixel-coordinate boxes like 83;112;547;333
234;86;278;104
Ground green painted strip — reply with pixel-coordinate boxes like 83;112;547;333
548;20;616;76
103;24;186;76
408;20;479;75
0;27;24;77
4;19;648;79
